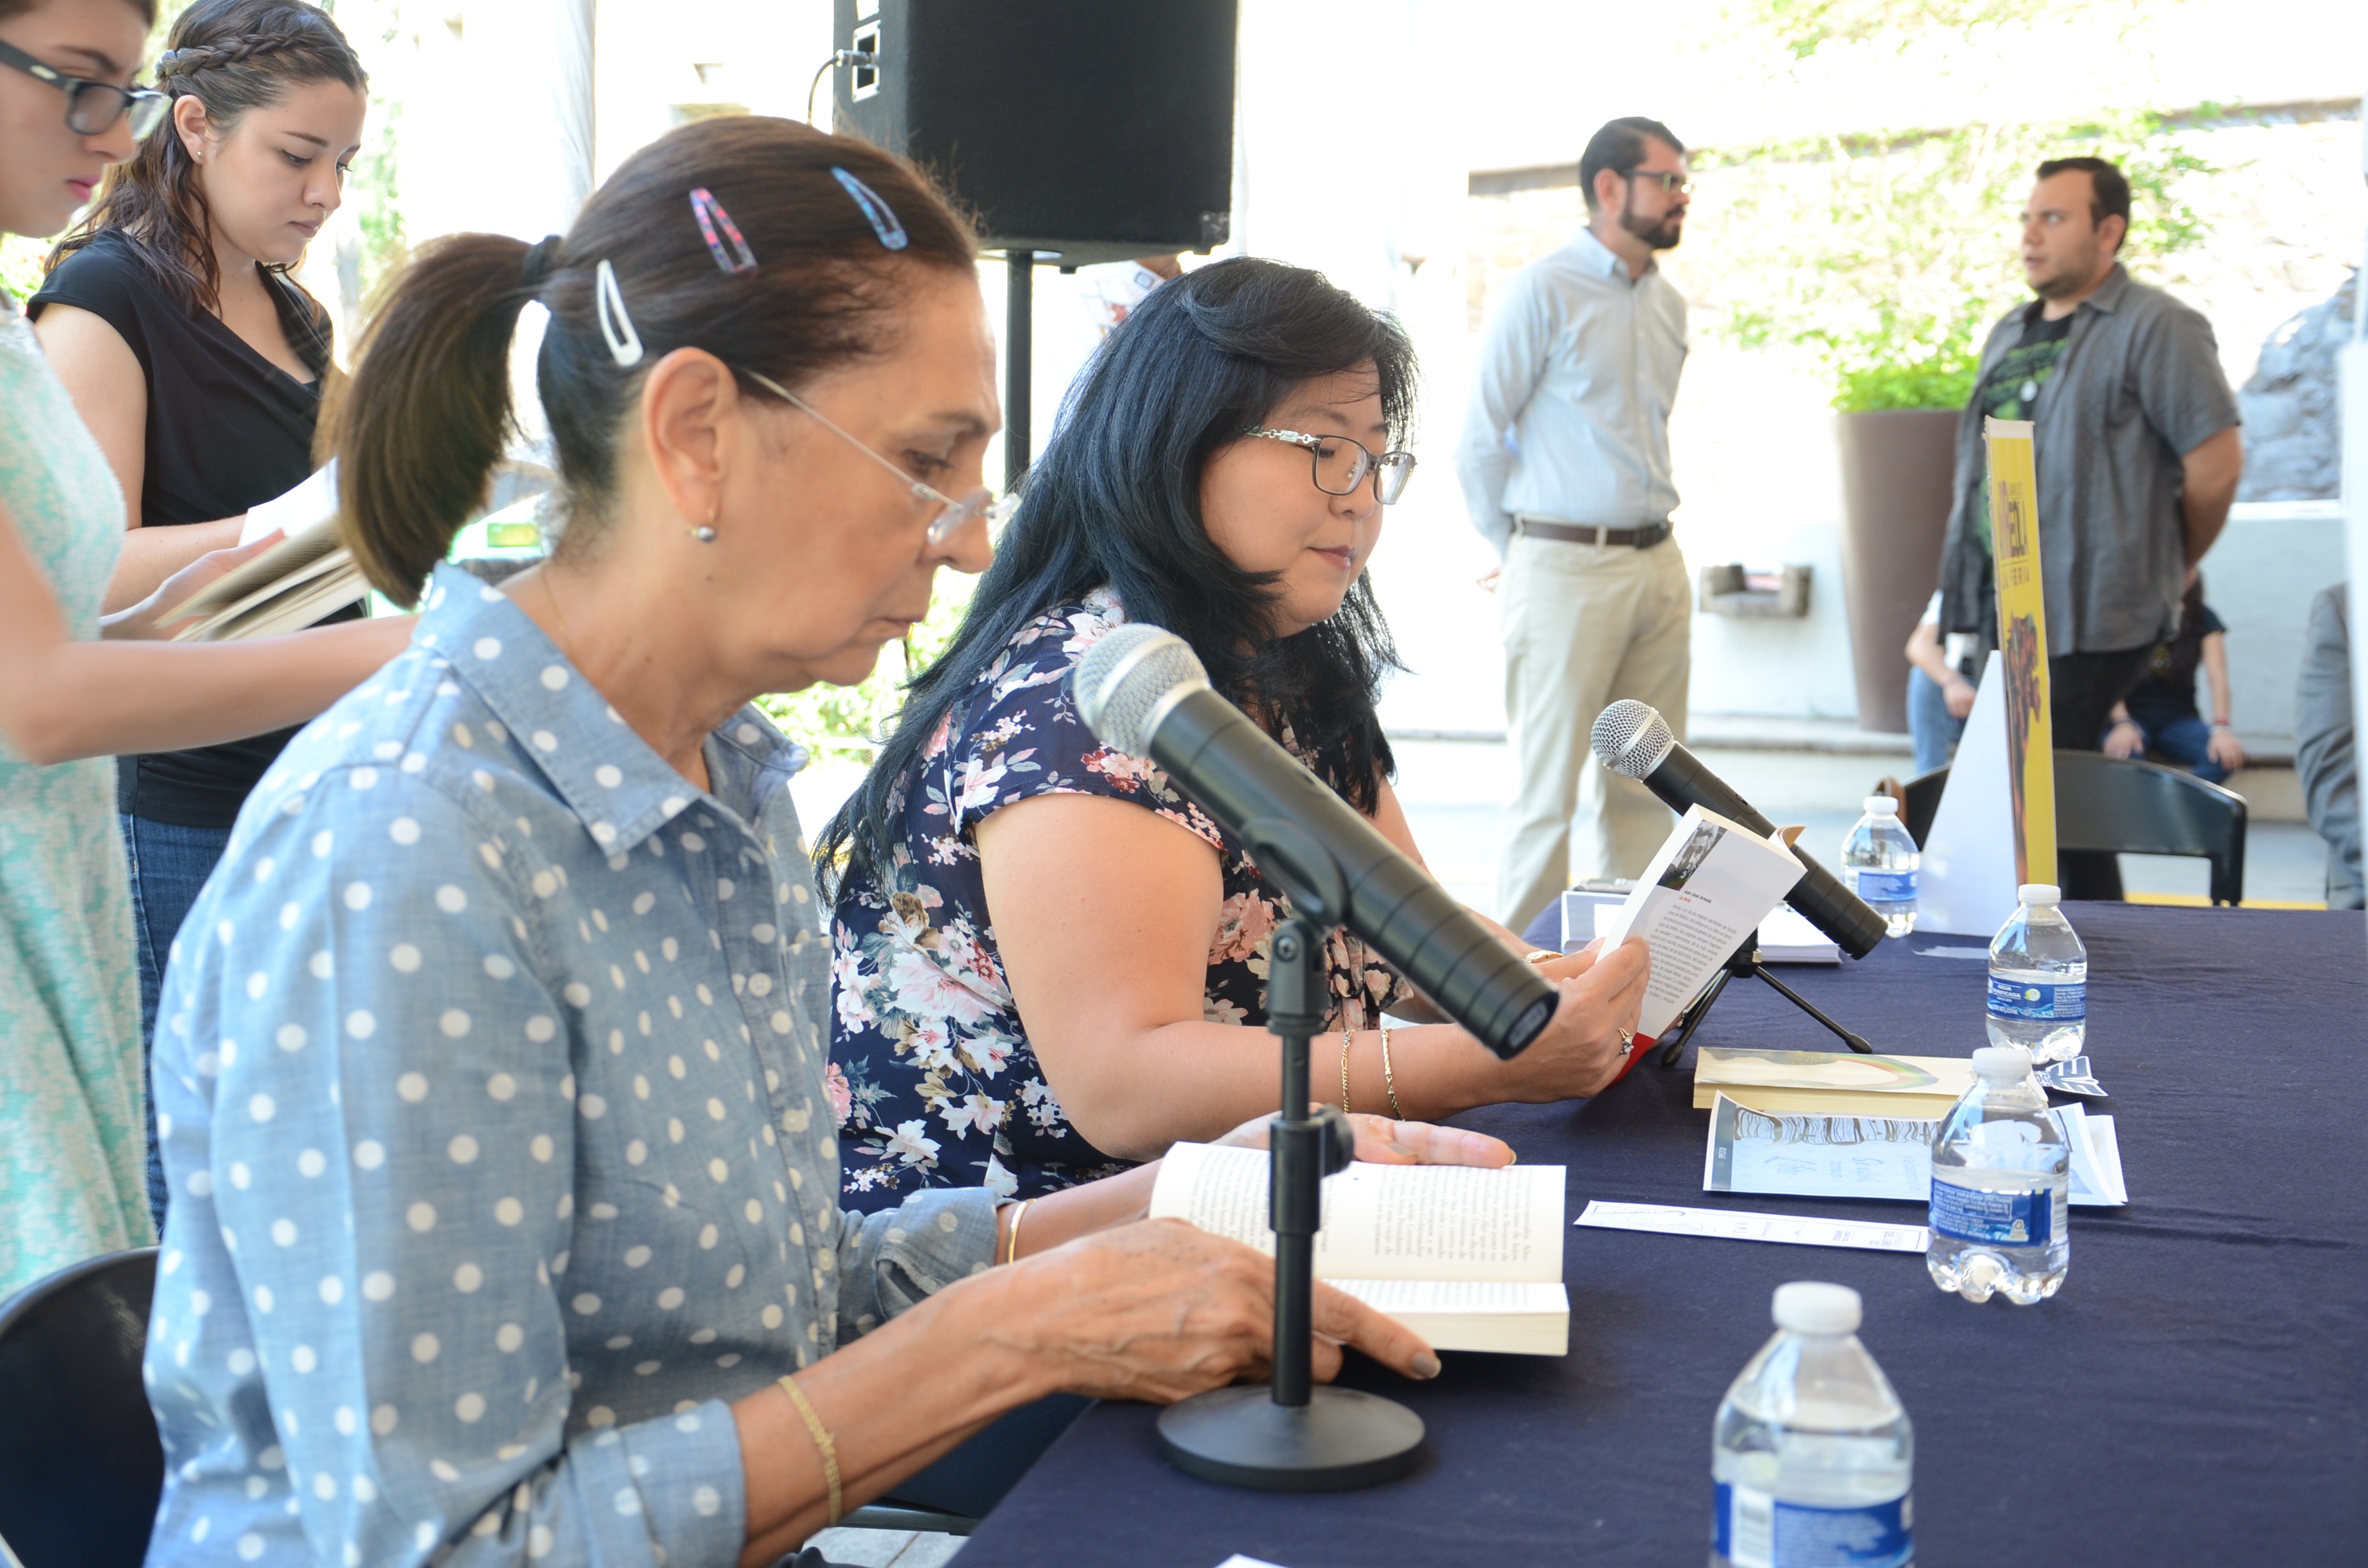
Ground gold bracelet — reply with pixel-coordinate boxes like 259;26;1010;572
1380;1024;1403;1120
1338;1029;1353;1116
1003;1198;1033;1266
777;1373;842;1526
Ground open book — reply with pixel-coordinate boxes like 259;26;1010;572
1149;1141;1569;1355
168;463;368;641
1597;805;1809;1040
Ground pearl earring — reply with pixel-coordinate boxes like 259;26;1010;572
690;504;718;544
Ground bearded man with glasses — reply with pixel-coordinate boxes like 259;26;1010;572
1456;115;1695;933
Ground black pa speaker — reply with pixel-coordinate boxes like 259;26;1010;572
830;0;1237;267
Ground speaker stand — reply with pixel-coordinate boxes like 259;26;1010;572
1155;911;1426;1491
1005;249;1033;491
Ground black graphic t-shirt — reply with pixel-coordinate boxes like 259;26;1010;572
1972;305;2074;553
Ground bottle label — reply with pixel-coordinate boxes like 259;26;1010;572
1716;1482;1912;1568
1930;1175;2054;1245
1851;869;1917;902
1986;976;2085;1021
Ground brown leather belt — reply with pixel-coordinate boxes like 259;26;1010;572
1516;518;1672;548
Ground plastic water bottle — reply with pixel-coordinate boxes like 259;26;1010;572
1927;1045;2070;1305
1712;1282;1914;1568
1839;796;1919;938
1984;883;2087;1062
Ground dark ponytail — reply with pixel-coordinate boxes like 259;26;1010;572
323;115;976;607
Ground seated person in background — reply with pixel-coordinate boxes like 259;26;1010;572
823;257;1649;1206
1904;590;1984;775
2101;568;2245;785
144;119;1502;1567
2294;584;2360;909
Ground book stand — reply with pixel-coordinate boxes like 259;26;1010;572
1155;824;1426;1491
1655;939;1875;1068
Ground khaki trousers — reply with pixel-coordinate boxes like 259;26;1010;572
1496;532;1692;932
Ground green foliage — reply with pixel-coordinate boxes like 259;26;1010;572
350;97;406;303
1735;0;2160;59
1693;110;2215;410
753;568;981;758
0;236;47;302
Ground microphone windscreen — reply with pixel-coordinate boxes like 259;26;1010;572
1073;622;1210;755
1591;699;1675;780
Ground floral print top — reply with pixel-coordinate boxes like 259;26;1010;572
830;589;1411;1207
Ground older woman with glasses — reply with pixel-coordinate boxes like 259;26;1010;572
820;257;1651;1210
139;117;1518;1566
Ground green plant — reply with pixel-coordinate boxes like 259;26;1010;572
1696;110;2215;410
753;566;981;760
1734;0;2170;59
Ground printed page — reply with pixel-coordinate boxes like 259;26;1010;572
1600;806;1808;1037
1703;1093;1934;1202
1577;1200;1930;1254
1149;1142;1565;1282
236;460;340;547
1329;1279;1570;1356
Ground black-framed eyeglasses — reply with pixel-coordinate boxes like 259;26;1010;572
1624;168;1693;196
0;38;168;138
1243;428;1417;505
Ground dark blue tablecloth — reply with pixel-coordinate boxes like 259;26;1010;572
950;904;2368;1567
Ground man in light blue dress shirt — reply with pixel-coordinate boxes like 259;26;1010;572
1458;117;1693;932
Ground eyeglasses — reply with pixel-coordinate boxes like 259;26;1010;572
1243;428;1417;505
0;39;169;140
736;366;1013;546
1624;168;1693;196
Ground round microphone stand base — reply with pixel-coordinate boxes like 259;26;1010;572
1156;1384;1425;1492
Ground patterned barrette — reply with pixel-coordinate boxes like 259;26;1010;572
689;187;757;274
832;167;909;252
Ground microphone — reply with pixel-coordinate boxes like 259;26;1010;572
1591;700;1889;960
1074;623;1559;1060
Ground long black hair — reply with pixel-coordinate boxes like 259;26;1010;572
820;255;1413;889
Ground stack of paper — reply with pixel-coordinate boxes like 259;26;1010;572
1756;904;1841;963
168;464;367;642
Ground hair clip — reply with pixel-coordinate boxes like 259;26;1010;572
594;258;644;368
831;167;909;251
689;187;757;274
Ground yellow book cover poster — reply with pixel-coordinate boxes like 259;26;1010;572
1983;416;2056;886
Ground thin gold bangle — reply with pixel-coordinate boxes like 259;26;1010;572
1003;1198;1033;1266
777;1373;842;1527
1380;1024;1404;1120
1338;1029;1353;1115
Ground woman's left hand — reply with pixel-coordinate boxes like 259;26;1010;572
101;528;283;640
1215;1111;1515;1168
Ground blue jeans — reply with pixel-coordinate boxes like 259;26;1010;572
120;813;234;1234
2118;712;2232;785
1907;667;1967;776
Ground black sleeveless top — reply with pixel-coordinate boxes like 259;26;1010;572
31;230;357;828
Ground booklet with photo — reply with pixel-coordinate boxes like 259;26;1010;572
1148;1141;1570;1355
169;462;368;642
1700;1092;2127;1207
1595;805;1809;1040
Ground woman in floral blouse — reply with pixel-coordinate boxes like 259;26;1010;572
825;258;1650;1207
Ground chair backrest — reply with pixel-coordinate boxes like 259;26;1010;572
1898;752;2248;904
0;1248;164;1568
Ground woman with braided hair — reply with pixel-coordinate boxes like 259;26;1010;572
30;0;401;1231
0;0;406;1299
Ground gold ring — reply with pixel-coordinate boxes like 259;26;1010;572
1525;949;1557;964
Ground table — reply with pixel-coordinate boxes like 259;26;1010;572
951;904;2368;1567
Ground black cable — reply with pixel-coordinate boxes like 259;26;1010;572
807;50;873;127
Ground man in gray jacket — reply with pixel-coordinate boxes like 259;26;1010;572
1934;155;2243;897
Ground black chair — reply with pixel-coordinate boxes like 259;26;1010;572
1896;751;2247;904
0;1247;163;1568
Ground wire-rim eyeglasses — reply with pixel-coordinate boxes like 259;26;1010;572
1242;427;1417;506
734;365;1013;546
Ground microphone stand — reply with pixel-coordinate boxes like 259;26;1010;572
1655;938;1874;1068
1156;825;1427;1491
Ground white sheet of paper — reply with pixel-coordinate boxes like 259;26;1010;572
1213;1557;1292;1568
238;461;340;546
1577;1200;1930;1253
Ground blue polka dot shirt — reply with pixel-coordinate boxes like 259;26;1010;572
142;565;1000;1567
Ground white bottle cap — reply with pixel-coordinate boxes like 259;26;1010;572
2019;883;2061;905
1772;1281;1862;1335
1862;796;1899;815
1972;1044;2034;1083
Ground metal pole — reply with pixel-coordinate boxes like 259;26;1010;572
1265;919;1324;1409
1005;250;1033;492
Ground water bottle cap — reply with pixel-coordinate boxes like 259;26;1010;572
1772;1280;1861;1335
1972;1044;2034;1083
1861;796;1899;815
2019;883;2062;905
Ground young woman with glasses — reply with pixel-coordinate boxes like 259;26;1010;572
819;257;1651;1209
29;0;390;1232
140;115;1509;1562
0;0;406;1300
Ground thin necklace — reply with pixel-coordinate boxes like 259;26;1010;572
542;570;579;666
